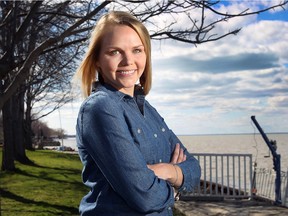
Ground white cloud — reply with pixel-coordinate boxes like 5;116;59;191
148;13;288;134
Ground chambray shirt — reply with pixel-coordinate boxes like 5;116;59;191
76;83;201;216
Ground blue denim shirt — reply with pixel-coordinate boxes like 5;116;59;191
76;83;201;215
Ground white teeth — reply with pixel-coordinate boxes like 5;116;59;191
118;70;135;74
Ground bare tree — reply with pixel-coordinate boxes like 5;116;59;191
23;35;83;149
112;0;288;44
0;0;287;170
0;0;109;109
0;0;110;170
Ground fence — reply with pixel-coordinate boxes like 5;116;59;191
183;153;253;199
254;168;288;207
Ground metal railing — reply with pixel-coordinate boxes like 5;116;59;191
183;153;253;199
254;168;288;207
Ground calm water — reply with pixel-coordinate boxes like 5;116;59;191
178;133;288;172
61;133;288;171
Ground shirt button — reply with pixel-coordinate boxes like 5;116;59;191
137;129;141;133
162;128;165;132
154;133;157;138
168;207;171;210
159;159;162;163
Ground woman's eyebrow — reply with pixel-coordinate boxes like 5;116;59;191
105;44;144;50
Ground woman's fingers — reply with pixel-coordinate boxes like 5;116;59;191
171;143;180;164
171;143;187;164
177;148;185;163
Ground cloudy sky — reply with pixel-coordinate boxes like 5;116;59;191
43;1;288;135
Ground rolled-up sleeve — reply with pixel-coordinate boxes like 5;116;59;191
78;93;174;213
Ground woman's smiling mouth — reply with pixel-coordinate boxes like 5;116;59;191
117;70;136;75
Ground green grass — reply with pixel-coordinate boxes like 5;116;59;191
0;150;87;216
0;149;185;216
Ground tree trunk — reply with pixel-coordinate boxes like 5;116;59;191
24;86;34;150
24;120;34;150
1;97;15;171
13;88;32;164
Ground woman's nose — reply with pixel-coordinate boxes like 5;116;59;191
121;53;133;66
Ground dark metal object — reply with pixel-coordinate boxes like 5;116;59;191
251;116;281;205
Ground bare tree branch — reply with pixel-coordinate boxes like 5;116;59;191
0;0;110;109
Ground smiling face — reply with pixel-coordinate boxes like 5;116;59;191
97;25;147;96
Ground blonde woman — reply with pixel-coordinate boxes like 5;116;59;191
76;11;201;215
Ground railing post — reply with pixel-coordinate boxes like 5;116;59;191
275;154;281;204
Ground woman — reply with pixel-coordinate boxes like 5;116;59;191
75;11;201;215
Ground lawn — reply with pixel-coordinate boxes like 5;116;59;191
0;149;185;216
0;150;87;216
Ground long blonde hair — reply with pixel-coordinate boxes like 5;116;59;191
75;11;152;98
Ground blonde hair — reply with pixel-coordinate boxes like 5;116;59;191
75;11;152;98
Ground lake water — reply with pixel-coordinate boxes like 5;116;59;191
60;133;288;171
178;133;288;172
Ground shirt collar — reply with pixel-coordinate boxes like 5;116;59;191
92;81;145;101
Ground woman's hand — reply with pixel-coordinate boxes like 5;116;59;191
147;143;186;188
170;143;186;164
147;163;173;181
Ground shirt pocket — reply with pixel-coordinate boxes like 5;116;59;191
129;126;156;164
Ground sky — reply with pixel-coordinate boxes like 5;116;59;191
43;1;288;135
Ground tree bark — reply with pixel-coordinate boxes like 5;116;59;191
13;87;32;164
24;89;34;150
1;97;15;171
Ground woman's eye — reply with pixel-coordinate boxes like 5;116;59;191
133;49;142;54
109;50;119;55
